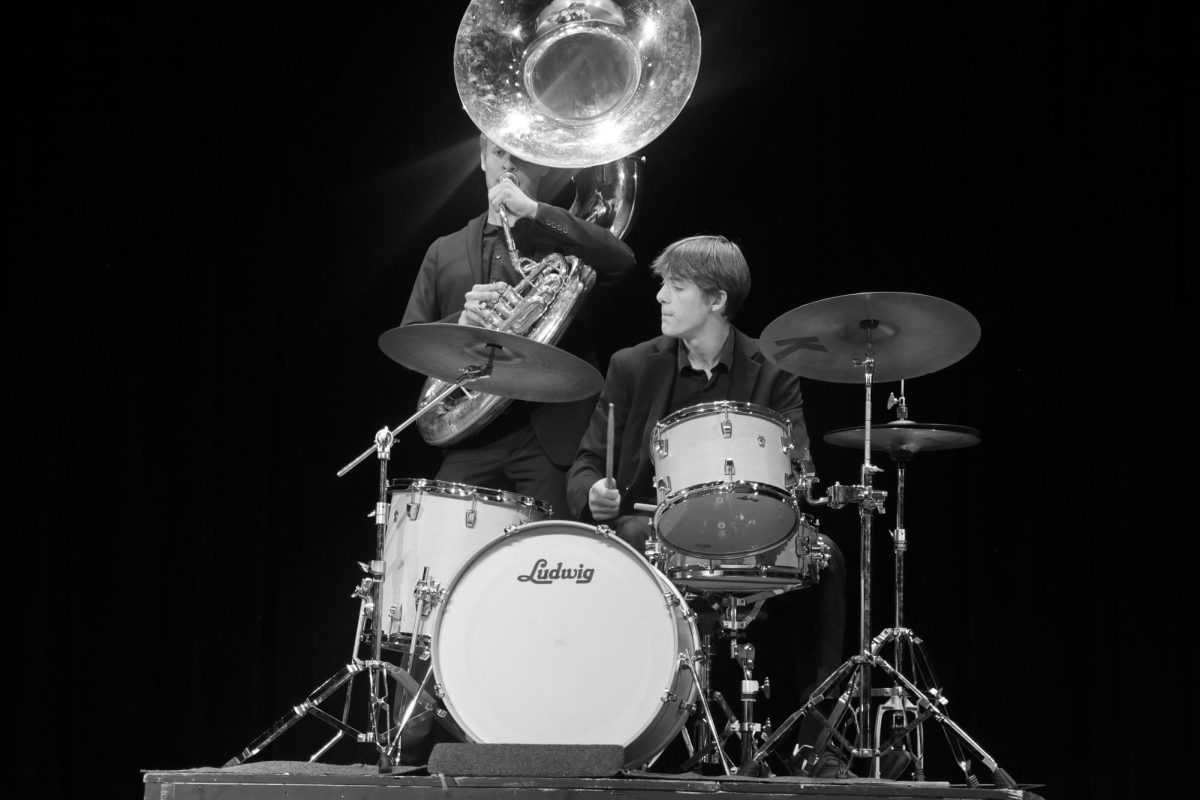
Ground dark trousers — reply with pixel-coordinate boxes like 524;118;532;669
437;421;570;520
609;514;848;754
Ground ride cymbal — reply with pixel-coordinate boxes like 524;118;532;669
378;323;602;403
760;292;981;383
823;419;981;455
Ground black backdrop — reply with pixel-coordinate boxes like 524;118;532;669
12;3;1183;798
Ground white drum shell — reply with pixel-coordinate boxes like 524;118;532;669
666;515;823;594
651;402;799;558
381;479;549;641
431;521;699;769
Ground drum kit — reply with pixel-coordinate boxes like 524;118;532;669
224;289;1016;788
224;0;1015;785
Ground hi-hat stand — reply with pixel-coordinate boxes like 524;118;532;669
224;362;489;771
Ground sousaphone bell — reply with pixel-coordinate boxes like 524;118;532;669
415;0;701;447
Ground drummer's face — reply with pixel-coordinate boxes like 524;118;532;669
657;275;717;338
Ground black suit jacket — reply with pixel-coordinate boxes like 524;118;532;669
401;205;635;466
567;328;815;521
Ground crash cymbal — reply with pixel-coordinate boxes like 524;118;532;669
823;419;981;455
378;323;602;403
760;292;981;383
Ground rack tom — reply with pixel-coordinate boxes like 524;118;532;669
665;513;826;595
379;478;549;649
651;401;800;558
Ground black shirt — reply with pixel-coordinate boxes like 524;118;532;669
668;329;736;414
629;331;737;503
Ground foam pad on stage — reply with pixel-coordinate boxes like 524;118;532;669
427;743;625;777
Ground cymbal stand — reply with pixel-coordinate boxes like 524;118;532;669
745;329;889;775
226;360;493;771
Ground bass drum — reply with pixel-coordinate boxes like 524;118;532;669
431;521;699;769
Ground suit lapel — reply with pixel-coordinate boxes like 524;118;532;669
729;328;763;402
630;338;677;496
466;213;487;285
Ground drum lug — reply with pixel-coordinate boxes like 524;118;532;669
595;524;614;538
406;488;424;520
661;689;680;704
721;416;732;438
655;476;671;497
465;496;478;528
654;436;668;459
433;682;446;699
724;458;736;478
663;589;681;608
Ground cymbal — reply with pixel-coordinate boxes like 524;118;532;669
760;292;981;383
378;323;602;403
823;419;981;456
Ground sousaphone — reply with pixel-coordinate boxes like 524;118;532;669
415;0;702;447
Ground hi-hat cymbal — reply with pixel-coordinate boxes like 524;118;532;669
824;419;981;456
378;323;602;403
760;292;981;383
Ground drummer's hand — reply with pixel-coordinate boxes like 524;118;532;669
458;282;508;327
588;478;620;521
488;180;538;220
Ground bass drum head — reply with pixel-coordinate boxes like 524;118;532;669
431;521;697;769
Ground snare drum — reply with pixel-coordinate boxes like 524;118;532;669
666;513;825;595
379;479;549;647
431;520;699;769
651;401;800;559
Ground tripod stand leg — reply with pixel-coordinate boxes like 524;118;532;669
224;664;361;767
744;655;859;772
677;655;737;775
870;654;1017;788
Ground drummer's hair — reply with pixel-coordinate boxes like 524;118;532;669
650;235;750;321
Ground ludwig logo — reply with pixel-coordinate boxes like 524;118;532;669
517;559;595;585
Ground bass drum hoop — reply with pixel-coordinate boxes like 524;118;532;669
387;477;551;516
429;520;699;769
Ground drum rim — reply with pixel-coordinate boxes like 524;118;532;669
667;563;811;580
428;519;699;761
654;480;800;558
657;479;802;505
653;400;792;431
387;477;550;512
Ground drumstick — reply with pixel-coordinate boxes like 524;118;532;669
605;402;615;488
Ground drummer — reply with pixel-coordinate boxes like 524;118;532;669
566;234;847;772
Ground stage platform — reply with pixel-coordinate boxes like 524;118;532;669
141;761;1047;800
